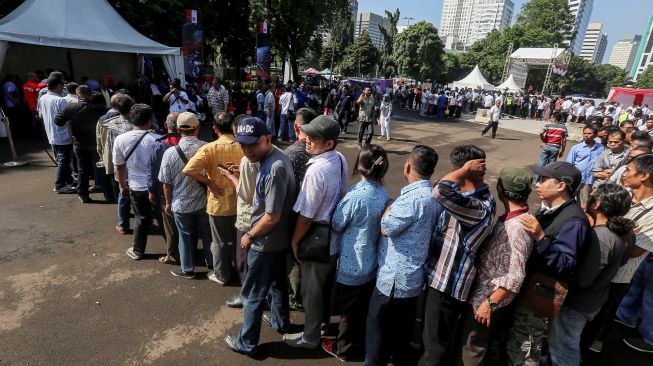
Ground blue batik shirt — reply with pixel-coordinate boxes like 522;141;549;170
377;180;442;298
333;179;389;286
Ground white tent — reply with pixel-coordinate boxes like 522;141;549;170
0;0;184;84
451;65;494;90
495;74;523;92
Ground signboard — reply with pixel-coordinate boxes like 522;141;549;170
508;62;528;88
256;21;271;82
182;9;203;80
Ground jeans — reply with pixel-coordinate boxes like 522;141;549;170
548;305;595;366
358;121;374;145
73;144;94;197
418;287;465;366
208;215;237;283
539;144;560;169
53;144;73;189
365;287;417;366
265;112;275;138
130;190;153;256
278;114;296;141
236;249;290;353
174;209;213;273
617;259;653;345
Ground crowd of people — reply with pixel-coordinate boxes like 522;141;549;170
3;68;653;366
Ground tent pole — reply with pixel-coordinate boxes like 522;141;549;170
1;108;28;167
66;50;75;81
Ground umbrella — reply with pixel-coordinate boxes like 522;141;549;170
319;68;333;75
304;67;319;74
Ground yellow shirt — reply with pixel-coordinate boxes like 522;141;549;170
182;134;244;216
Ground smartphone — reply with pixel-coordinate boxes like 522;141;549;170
216;163;227;170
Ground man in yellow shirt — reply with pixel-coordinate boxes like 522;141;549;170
183;112;244;285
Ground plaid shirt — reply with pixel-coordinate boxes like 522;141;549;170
96;115;133;175
207;86;229;115
426;180;496;301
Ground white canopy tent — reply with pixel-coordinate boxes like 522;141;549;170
495;74;523;92
0;0;184;84
451;65;494;90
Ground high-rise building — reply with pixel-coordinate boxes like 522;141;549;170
579;23;608;64
631;14;653;81
354;12;388;49
349;0;358;38
609;35;641;72
564;0;594;54
439;0;514;51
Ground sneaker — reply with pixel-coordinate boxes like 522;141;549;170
289;298;304;312
614;318;637;329
283;333;318;349
125;247;143;260
115;225;132;235
623;337;653;353
263;313;289;334
207;273;226;285
78;196;93;203
224;335;257;356
170;269;195;279
589;340;603;353
226;296;243;308
322;339;346;362
53;185;77;194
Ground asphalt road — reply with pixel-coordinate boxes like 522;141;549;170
0;109;650;366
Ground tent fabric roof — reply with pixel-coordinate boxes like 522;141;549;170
510;48;564;61
452;65;494;89
0;0;179;55
495;74;523;92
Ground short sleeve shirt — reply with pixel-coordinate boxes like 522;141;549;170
158;136;208;213
249;147;296;253
112;130;161;191
612;196;653;283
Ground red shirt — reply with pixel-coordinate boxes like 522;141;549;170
163;136;180;146
22;80;41;111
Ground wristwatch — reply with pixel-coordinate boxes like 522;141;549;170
486;297;499;312
245;231;254;240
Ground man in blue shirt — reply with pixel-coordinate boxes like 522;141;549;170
566;125;604;206
366;145;441;366
293;82;308;110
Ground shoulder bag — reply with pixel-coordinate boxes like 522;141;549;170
297;155;343;263
174;144;207;189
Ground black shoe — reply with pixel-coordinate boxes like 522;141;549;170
226;296;243;308
78;196;93;203
170;269;195;279
289;298;304;312
623;337;653;353
224;335;257;356
262;313;289;334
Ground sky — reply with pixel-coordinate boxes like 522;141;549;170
356;0;652;64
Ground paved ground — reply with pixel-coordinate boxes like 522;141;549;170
0;109;650;366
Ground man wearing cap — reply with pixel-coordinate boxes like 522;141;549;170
284;115;348;349
506;161;591;366
158;112;213;279
183;112;244;285
460;167;534;365
223;117;296;356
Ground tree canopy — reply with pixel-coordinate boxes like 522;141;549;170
394;21;445;82
635;66;653;89
378;9;400;78
339;30;379;77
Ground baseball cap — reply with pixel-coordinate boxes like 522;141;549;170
176;112;199;130
529;161;582;193
234;117;269;144
300;115;340;141
499;167;533;195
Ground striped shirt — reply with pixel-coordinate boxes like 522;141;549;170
541;122;568;147
426;180;496;302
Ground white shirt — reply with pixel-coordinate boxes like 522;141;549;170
264;91;276;114
168;91;189;113
112;130;161;191
490;105;501;122
585;106;595;117
38;91;71;145
562;100;572;112
612;196;653;283
279;92;294;115
64;95;78;104
483;94;494;108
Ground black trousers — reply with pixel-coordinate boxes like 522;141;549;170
358;121;374;145
336;280;375;359
418;287;465;366
338;110;351;132
481;121;498;138
130;190;153;256
365;287;417;366
580;282;630;350
73;144;95;198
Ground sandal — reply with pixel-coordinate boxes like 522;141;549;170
159;255;177;264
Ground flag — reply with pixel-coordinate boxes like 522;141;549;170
185;9;198;24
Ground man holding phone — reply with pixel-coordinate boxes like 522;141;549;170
163;78;190;113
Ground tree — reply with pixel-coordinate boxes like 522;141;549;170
319;3;354;73
393;22;445;82
378;8;400;78
251;0;351;82
635;66;653;89
514;0;575;46
339;30;379;77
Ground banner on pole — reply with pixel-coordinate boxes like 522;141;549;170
552;64;568;76
182;9;203;80
256;21;271;81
